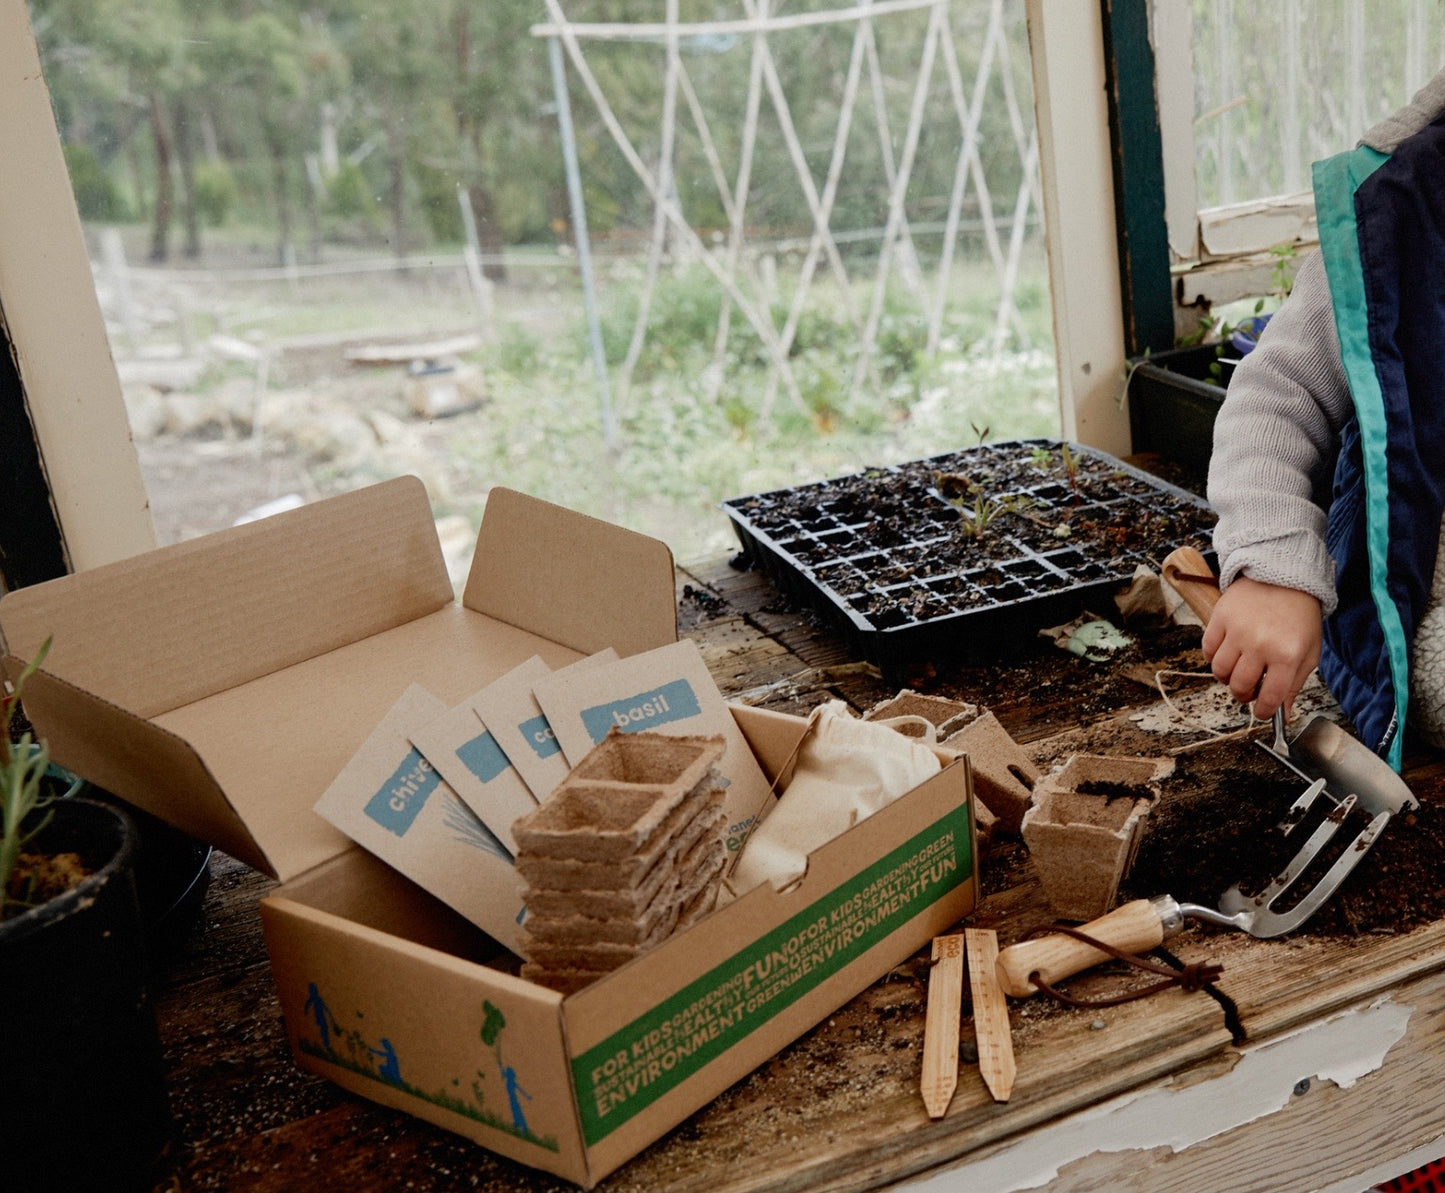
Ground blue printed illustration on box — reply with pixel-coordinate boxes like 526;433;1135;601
296;982;557;1152
456;729;512;785
364;748;441;836
518;713;562;760
580;678;702;743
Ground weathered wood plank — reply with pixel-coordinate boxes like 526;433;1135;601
914;970;1445;1193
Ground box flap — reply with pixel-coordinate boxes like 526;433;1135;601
14;667;274;873
0;475;452;718
151;603;584;881
463;488;677;659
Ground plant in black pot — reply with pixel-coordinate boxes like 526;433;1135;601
1126;242;1297;482
2;639;174;1193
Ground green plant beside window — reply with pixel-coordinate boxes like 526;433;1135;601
1;636;61;920
1176;242;1300;382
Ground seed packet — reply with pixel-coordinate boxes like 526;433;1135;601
314;684;523;951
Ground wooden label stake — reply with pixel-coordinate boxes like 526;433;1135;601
920;933;964;1118
966;927;1016;1102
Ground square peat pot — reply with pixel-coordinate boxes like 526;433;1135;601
1126;343;1230;476
722;439;1216;680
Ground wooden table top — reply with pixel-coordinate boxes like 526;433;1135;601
146;549;1445;1192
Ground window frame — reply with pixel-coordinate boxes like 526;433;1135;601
0;1;154;600
1150;0;1318;339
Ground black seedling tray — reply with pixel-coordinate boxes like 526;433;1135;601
723;439;1216;678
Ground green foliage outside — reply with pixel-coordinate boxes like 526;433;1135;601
28;0;1035;268
63;142;128;222
29;0;1060;562
423;258;1059;562
192;161;237;227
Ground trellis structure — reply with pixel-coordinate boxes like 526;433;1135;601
533;0;1041;444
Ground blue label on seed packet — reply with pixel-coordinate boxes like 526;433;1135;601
518;713;562;760
579;678;701;744
364;748;441;837
455;729;512;785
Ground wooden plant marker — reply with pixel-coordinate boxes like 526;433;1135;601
965;927;1016;1102
920;934;964;1118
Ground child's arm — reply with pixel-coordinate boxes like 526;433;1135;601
1205;250;1351;718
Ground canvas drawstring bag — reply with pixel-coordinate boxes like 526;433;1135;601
727;700;942;897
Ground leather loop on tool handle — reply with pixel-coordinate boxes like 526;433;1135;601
994;898;1168;998
1025;926;1223;1008
1160;545;1222;627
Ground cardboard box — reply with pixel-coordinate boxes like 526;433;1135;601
0;477;979;1187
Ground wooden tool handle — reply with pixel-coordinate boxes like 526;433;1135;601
1160;545;1221;627
994;898;1168;998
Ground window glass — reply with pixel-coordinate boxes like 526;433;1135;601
28;0;1055;567
1192;0;1445;208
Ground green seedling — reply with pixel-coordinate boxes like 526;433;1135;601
1;636;58;921
956;493;1005;538
1059;442;1082;504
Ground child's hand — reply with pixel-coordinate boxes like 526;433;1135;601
1202;576;1322;720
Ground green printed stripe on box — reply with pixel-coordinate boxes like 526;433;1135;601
572;802;973;1145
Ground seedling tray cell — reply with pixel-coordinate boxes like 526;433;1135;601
723;439;1216;677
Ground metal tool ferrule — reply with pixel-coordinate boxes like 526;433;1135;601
1150;894;1184;936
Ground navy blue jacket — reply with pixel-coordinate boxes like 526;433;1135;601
1313;113;1445;768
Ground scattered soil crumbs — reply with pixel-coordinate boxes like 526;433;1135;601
679;583;727;620
1122;739;1445;936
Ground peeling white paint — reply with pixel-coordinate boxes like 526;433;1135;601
1198;192;1318;257
897;997;1413;1192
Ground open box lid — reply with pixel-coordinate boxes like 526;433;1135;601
0;478;678;881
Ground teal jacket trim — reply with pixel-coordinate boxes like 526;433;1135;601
1312;145;1407;769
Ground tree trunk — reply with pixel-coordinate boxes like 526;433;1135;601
174;96;201;260
271;138;293;266
303;154;323;265
466;178;508;283
147;92;173;264
453;9;505;281
123;116;147;224
389;124;407;266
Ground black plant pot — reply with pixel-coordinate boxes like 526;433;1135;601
24;748;213;964
1;798;174;1193
1126;343;1232;476
83;785;213;962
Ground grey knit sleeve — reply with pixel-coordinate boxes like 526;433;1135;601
1204;249;1351;616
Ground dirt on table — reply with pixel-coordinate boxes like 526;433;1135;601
1123;739;1445;937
